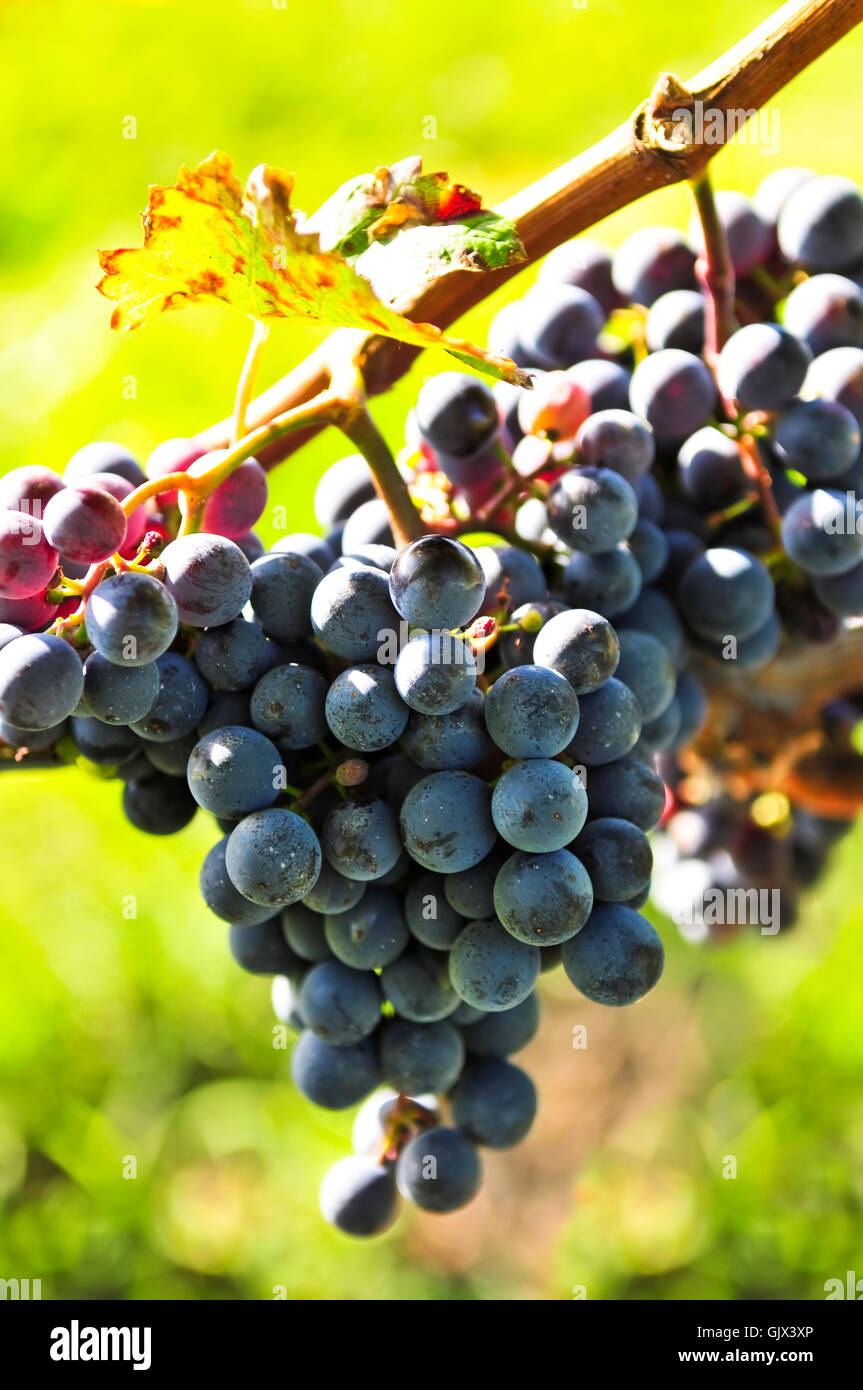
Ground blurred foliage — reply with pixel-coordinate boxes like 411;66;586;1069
1;0;862;1300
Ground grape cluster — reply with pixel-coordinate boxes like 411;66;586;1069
2;163;863;1237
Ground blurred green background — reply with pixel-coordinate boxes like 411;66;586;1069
1;0;863;1300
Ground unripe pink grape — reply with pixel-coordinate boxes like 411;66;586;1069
517;371;591;441
145;437;207;505
180;452;268;538
0;466;64;515
85;472;147;550
0;590;59;630
0;511;59;598
43;484;127;564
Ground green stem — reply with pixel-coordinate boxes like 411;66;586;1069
232;320;270;445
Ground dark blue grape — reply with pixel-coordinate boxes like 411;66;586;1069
291;1030;379;1110
70;715;138;764
225;807;322;908
678;547;774;640
452;1059;536;1149
484;664;579;759
82;650;158;725
567;359;632;412
562;546;642;617
614;628;676;720
322;797;402;882
677;427;747;510
311;566;399;662
313;454;376;530
86;572;178;667
394;632;476;715
694;610;782;671
319;1156;398;1237
250;664;327;749
396;1126;481;1212
280;901;332;961
533;607;620;693
781;489;863;576
301;862;365;915
494;847;593;945
460;993;540;1057
400;687;494;770
567;676;641;765
516;284;604;368
325;886;408;969
388;534;486;630
561;903;663;1005
381;943;459;1022
272;531;336;570
325;665;408;752
193;618;273;692
299;960;381;1046
0;633;84;730
783;273;863;355
400;771;496;872
629;349;716;440
187;725;283;818
340;498;394;553
638;694;682;750
772;399;860;481
717;323;811;410
674;671;708;747
379;1018;465;1094
645;289;705;354
449;919;540;1011
144;731;199;777
197;691;252;739
538;237;617;315
546;466;638;553
572;817;652;902
575;409;655;483
249;551;323;641
476;545;547;615
584;755;666;830
122;773;197;835
778;174;863;270
404;872;464;949
753;166;815;227
627;520;669;586
130;652;209;742
803;345;863;426
415;372;499;457
612;226;696;305
64;441;145;489
200;837;274;925
813;558;863;615
442;845;506;921
160;534;252;627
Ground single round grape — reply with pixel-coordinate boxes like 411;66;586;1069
452;1059;537;1149
299;961;381;1046
546;466;638;553
575;408;655;483
781;488;863;576
181;454;267;539
381;943;459;1022
561;904;664;1005
460;993;540;1058
778;173;863;270
80;649;158;725
160;534;252;628
717;323;811;410
0;591;59;631
70;714;138;764
629;349;716;440
324;886;408;969
516;370;590;441
389;534;486;630
86;571;178;667
271;531;335;570
772;398;860;481
494;847;593;946
319;1155;398;1237
322;797;402;882
674;671;708;747
492;757;588;853
645;288;705;354
280;902;332;961
753;166;815;226
612;225;697;306
187;725;283;818
567;676;641;765
130;652;209;742
813;558;863;615
476;544;547;615
42;483;127;565
250;664;328;749
311;565;399;662
449;919;540;1012
586;755;667;830
313;454;376;530
803;344;863;425
627;521;669;586
0;715;67;750
573;817;653;902
677;427;747;510
614;628;676;721
301;862;366;915
538;237;617;314
225;807;322;908
415;372;499;457
695;611;782;672
783;273;863;355
404;872;464;949
394;631;476;716
516;283;604;368
0;633;84;730
0;511;58;599
144;731;199;777
396;1126;481;1212
680;545;775;641
341;498;394;553
193;617;274;692
562;546;642;617
443;845;506;920
122;772;198;835
0;465;64;514
291;1030;379;1110
400;770;496;873
325;665;408;752
484;664;579;759
533;607;619;694
200;837;275;925
379;1018;465;1094
249;551;323;640
400;686;494;771
64;442;145;489
567;358;632;412
197;692;252;740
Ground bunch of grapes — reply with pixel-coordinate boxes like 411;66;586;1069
2;163;863;1237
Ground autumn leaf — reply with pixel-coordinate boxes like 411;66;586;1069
97;152;530;385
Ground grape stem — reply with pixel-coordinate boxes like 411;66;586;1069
738;433;783;545
232;320;270;445
690;171;736;360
